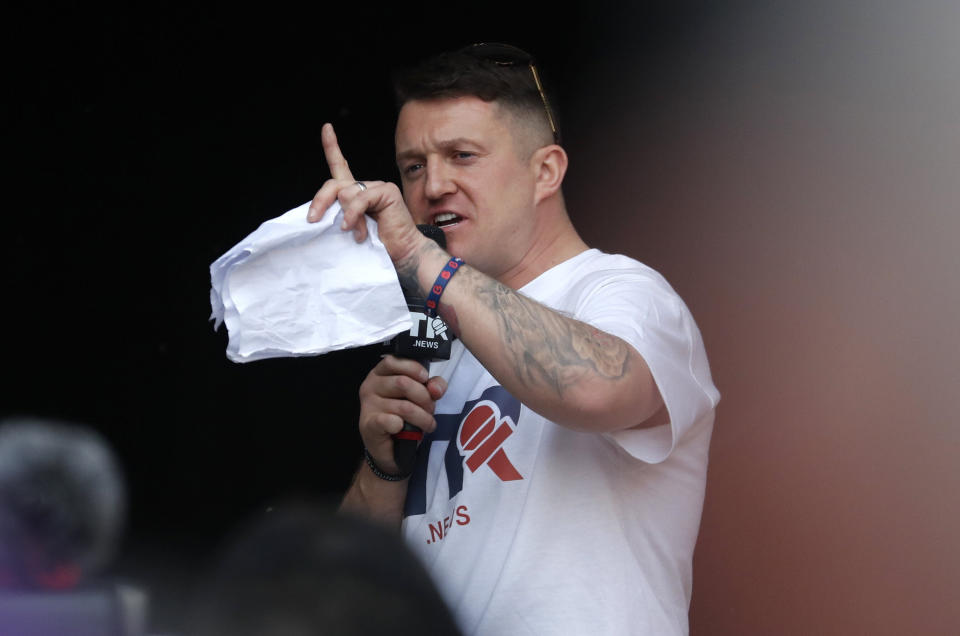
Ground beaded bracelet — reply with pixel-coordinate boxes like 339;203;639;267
425;257;464;318
363;447;412;481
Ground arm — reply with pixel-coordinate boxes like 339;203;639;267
339;460;409;527
310;123;665;435
338;355;447;527
395;240;666;433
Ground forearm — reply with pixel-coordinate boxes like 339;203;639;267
339;461;409;528
396;242;664;433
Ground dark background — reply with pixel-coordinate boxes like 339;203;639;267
6;2;700;540
5;1;715;624
6;2;960;633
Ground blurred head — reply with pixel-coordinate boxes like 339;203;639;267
190;500;462;636
393;44;570;283
0;417;126;590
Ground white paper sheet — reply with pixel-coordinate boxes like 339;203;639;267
209;201;410;363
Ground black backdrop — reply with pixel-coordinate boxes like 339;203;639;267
5;0;710;591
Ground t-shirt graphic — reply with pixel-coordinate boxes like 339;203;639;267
404;385;521;518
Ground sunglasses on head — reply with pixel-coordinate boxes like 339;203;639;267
460;42;561;145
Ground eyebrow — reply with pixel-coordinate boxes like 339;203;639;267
396;138;482;163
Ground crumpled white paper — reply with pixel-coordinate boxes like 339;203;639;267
209;201;411;363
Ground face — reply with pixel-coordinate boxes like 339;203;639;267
395;96;541;282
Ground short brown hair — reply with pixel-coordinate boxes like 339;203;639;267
392;44;561;146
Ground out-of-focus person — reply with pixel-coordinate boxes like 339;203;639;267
188;499;462;636
0;416;148;636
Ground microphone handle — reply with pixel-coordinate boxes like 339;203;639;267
391;224;446;476
392;358;429;475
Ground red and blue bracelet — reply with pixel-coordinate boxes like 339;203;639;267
425;257;464;317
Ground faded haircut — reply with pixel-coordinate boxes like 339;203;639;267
392;46;561;153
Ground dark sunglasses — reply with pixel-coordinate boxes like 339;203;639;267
460;42;561;145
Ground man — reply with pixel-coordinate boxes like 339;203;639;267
308;44;719;635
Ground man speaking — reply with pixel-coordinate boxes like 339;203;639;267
309;43;719;635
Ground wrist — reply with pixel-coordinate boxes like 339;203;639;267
389;225;432;269
394;236;450;299
425;256;464;317
342;458;408;526
363;447;412;481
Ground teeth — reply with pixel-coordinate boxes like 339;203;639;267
434;213;459;225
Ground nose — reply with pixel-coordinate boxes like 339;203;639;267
423;159;456;200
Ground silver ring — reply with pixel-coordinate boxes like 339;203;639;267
354;181;367;192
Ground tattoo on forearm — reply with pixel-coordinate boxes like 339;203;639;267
394;242;436;299
471;271;630;395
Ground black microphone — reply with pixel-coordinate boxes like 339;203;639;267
385;225;454;475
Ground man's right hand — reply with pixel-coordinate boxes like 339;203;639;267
358;355;447;475
307;123;428;267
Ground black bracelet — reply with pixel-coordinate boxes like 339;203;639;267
363;447;412;481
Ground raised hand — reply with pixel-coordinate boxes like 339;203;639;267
307;123;426;264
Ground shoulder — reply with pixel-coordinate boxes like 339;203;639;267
572;250;671;287
530;249;683;316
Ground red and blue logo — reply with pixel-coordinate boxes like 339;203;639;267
458;401;523;481
404;385;522;518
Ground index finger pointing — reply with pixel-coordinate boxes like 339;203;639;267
321;123;355;181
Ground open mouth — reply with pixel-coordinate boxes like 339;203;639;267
433;212;462;229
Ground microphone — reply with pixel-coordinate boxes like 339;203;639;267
0;417;126;590
385;225;454;475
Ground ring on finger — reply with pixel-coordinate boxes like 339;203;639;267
353;181;367;192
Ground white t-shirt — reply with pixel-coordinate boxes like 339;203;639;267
401;249;719;635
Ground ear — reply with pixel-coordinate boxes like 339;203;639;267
531;144;568;205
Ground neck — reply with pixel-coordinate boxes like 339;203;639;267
498;205;589;289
